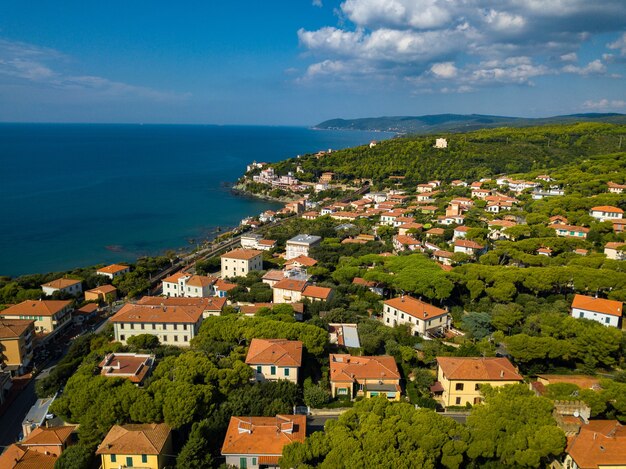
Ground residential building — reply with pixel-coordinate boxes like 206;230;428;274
393;235;422;252
328;323;361;348
221;249;263;278
137;296;226;318
302;285;334;302
433;357;523;407
550;224;589;239
383;296;450;337
285;235;322;260
614;220;626;234
246;339;302;383
471;188;491;199
398;222;423;236
96;423;173;469
604;242;626;260
352;277;384;296
221;415;306;469
433;250;454;266
1;300;73;337
549;215;569;225
262;269;287;287
96;264;130;279
110;303;204;346
0;444;58;469
608;181;626;194
257;239;277;251
271;279;308;304
434;138;448;149
284;255;317;271
454;239;484;256
537;247;552;257
73;303;98;326
99;353;156;385
162;272;216;298
562;420;626;469
41;278;82;297
241;233;263;249
0;319;34;375
18;425;76;457
589;205;624;222
425;228;445;238
329;354;401;401
214;279;238;298
453;226;469;240
84;284;117;302
571;294;623;328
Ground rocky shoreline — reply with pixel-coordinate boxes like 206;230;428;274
230;182;300;203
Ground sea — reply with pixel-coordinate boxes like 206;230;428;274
0;124;391;276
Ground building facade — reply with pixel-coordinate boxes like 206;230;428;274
382;296;450;337
221;249;264;278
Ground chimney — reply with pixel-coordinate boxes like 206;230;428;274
500;370;504;378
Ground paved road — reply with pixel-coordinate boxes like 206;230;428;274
306;415;339;435
0;378;37;450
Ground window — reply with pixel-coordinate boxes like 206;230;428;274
111;455;116;463
163;335;167;342
606;317;610;324
142;455;147;463
257;365;262;374
252;457;257;466
271;366;276;375
183;324;187;330
126;457;133;467
120;335;125;341
174;335;178;342
475;384;481;391
240;457;247;469
173;324;177;330
184;336;188;342
130;323;134;330
337;388;348;395
141;323;145;330
579;312;584;318
455;383;464;391
152;324;156;330
120;323;124;329
455;397;461;405
284;368;290;377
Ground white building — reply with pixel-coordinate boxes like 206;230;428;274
454;239;485;256
162;272;216;298
571;294;622;329
285;235;321;260
221;249;263;278
434;138;448;149
589;206;624;222
241;233;263;249
41;278;82;297
382;296;450;338
604;242;626;260
96;264;130;279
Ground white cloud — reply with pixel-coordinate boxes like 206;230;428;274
296;0;626;92
582;98;626;109
0;38;188;102
608;32;626;56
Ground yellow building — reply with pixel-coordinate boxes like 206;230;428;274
433;357;523;407
1;300;72;338
0;319;35;375
96;423;172;469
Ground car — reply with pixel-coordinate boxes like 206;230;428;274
45;413;55;420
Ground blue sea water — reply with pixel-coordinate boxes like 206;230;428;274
0;124;390;276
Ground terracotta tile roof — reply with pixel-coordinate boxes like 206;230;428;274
21;425;76;446
1;300;72;318
488;219;517;228
352;277;376;287
110;303;203;324
329;354;400;382
608;181;626;189
285;255;317;267
394;235;421;246
99;353;155;383
302;285;333;300
96;423;171;455
185;275;216;288
262;270;286;282
258;239;277;246
221;248;263;260
566;420;626;468
41;278;81;289
421;205;439;211
238;303;273;315
436;357;523;381
399;222;424;230
0;444;57;469
384;296;448;320
536;374;602;390
214;279;237;291
86;284;117;295
0;319;34;339
549;215;569;223
454;239;484;249
434;250;454;258
245;339;303;367
138;296;226;311
76;303;98;314
426;228;445;235
96;264;129;275
591;205;624;213
454;226;470;232
162;271;187;284
572;294;623;317
272;279;307;292
605;242;626;249
221;415;306;456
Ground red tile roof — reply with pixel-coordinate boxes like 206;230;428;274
330;354;400;383
221;415;306;456
0;444;57;469
41;278;81;289
1;300;72;318
591;205;623;213
272;279;307;292
97;264;130;275
138;296;226;311
285;255;317;267
566;420;626;468
221;248;263;260
302;285;333;300
436;357;523;381
20;425;76;447
86;284;117;295
572;294;623;317
384;296;448;320
0;319;34;339
96;423;171;455
245;339;303;367
454;239;484;249
111;303;203;324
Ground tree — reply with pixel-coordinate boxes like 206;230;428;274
126;334;160;350
176;419;215;469
466;384;566;467
303;379;330;408
54;444;94;469
462;312;493;340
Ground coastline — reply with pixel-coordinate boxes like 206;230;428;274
230;182;301;204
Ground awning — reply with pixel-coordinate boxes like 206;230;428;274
258;455;281;465
430;381;444;393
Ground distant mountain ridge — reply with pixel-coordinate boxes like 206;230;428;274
315;113;626;134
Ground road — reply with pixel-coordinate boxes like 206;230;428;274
0;378;36;450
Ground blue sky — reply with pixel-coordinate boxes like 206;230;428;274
0;1;625;125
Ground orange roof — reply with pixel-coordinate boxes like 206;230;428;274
96;423;171;455
434;250;454;258
87;284;117;295
99;353;154;383
394;235;421;245
426;228;445;235
605;242;626;249
302;285;333;300
591;205;624;213
454;239;484;249
262;270;286;282
76;303;98;314
384;296;448;320
1;300;71;318
272;278;307;292
41;278;81;289
258;239;277;246
399;222;424;230
221;248;263;260
566;420;626;468
0;319;34;339
110;303;203;324
330;354;400;383
245;338;303;366
162;271;188;284
185;275;216;288
572;294;623;317
21;425;76;447
214;279;237;291
352;277;376;287
221;415;306;456
0;444;57;469
436;357;523;381
608;181;626;189
285;255;317;267
488;219;517;228
138;295;226;311
97;264;129;275
536;374;601;390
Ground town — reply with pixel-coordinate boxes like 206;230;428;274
1;123;625;469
